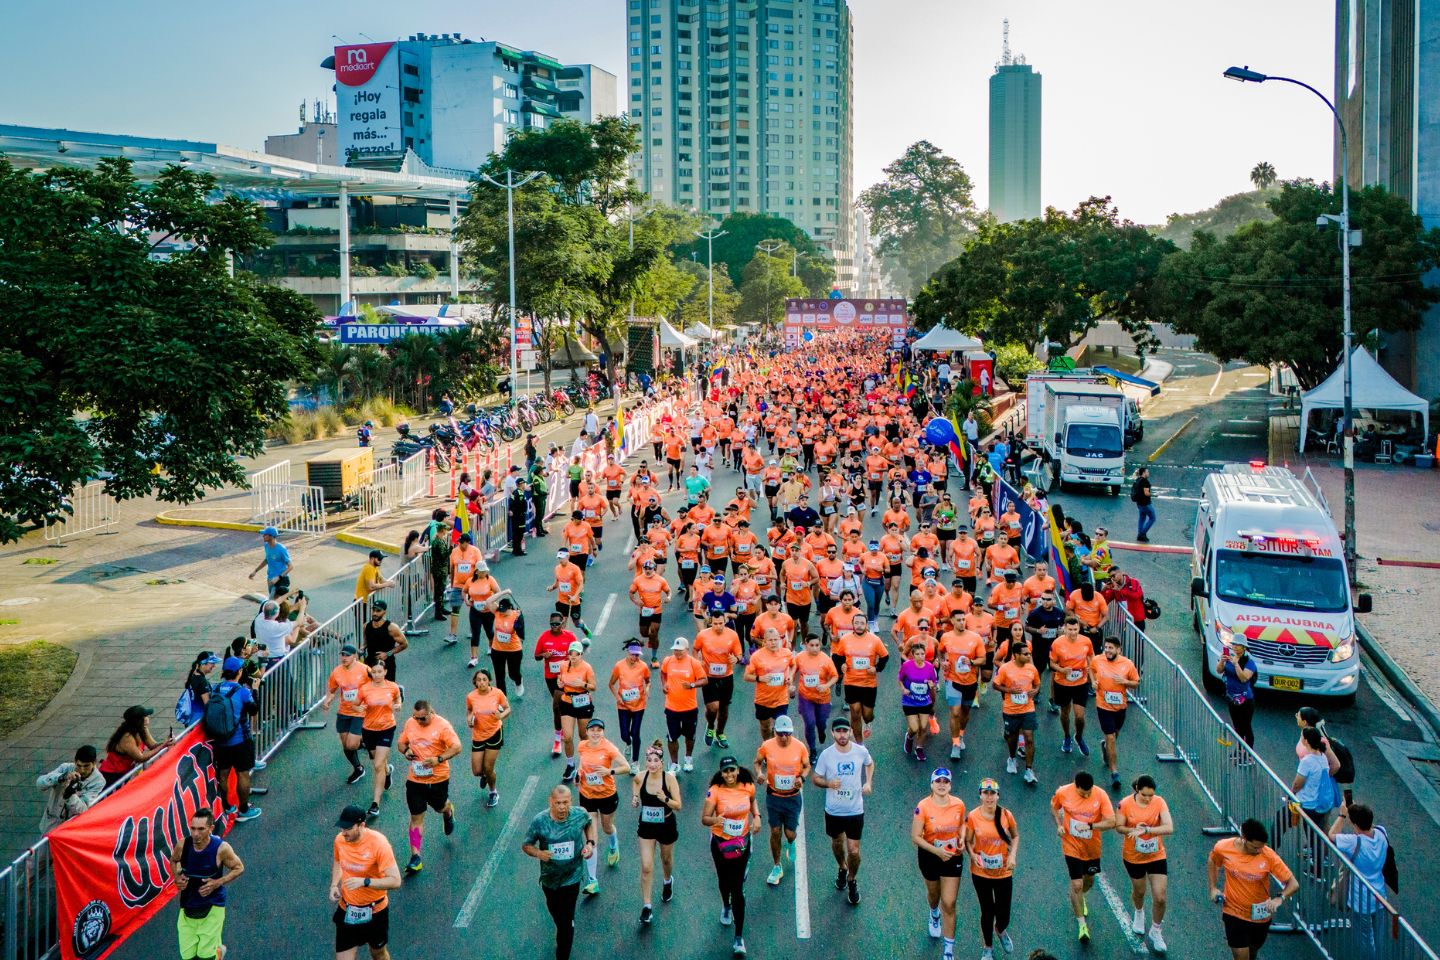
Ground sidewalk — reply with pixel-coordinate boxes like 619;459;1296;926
0;398;606;863
1269;414;1440;707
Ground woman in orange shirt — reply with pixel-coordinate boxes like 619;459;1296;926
1116;775;1174;953
965;778;1019;955
701;757;761;955
465;669;511;809
557;642;598;783
359;661;403;817
911;769;967;953
610;641;652;764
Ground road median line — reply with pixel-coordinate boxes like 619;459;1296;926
454;773;542;928
1147;416;1198;463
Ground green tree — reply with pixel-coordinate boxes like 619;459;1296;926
633;255;697;321
1162;180;1440;388
0;157;318;542
859;141;979;295
388;333;442;412
737;250;807;327
670;211;828;294
313;341;355;407
1250;161;1278;190
350;347;393;402
675;260;740;329
993;343;1043;388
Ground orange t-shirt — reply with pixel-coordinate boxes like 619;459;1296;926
1051;784;1114;860
552;562;584;604
558;660;597;705
794;650;839;703
465;687;510;742
562;521;594;555
702;524;732;560
661;653;704;711
744;647;795;708
941;630;987;686
705;782;756;839
1050;635;1093;687
360;680;402;731
839;631;888;688
994;661;1039;714
782;557;817;605
449;545;483;588
696;627;743;679
578;493;607;527
966;808;1019;879
328;661;369;718
399;715;460;784
988;582;1026;628
1208;839;1295;921
1118;794;1169;864
491;609;522;652
601;464;626;491
333;828;398;909
756;736;809;795
631;573;669;613
914;795;967;854
610;657;651;712
1067;590;1109;628
1093;654;1139;711
577;737;624;799
752;609;795;646
952;539;979;577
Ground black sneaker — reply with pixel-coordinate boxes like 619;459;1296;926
405;853;422;875
640;905;654;925
367;802;380;818
835;867;848;891
662;877;674;903
443;810;455;836
847;880;861;905
384;764;393;790
346;766;366;786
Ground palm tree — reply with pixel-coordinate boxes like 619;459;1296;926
313;342;354;408
389;334;442;411
1250;161;1278;190
351;347;392;403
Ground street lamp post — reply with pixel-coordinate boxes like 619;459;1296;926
1224;65;1359;581
477;168;540;398
695;225;727;330
757;239;783;328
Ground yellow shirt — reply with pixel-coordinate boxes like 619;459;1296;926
355;563;382;600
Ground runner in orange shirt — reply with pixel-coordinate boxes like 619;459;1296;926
1207;820;1298;960
743;628;796;740
752;594;797;654
548;547;588;635
701;757;761;955
395;701;461;874
983;532;1021;586
695;610;744;750
864;451;890;513
1050;617;1095;758
793;633;839;755
781;551;819;641
1116;775;1174;952
910;769;967;953
576;718;631;894
610;641;653;764
329;805;400;957
731;564;762;651
578;488;608;553
1051;772;1117;943
1091;636;1141;792
629;559;672;662
939;617;987;759
993;642;1040;784
879;525;907;610
322;644;370;784
1022;561;1057;602
601;456;627;518
840;612;890;740
557;643;598;783
660;637;707;773
951;527;981;594
464;669;511;809
674;521;703;604
561;510;596;570
359;661;403;817
965;778;1019;956
754;714;811;887
988;570;1027;634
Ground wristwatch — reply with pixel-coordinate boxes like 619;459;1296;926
363;878;371;888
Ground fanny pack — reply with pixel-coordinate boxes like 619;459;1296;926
716;835;748;859
182;904;213;920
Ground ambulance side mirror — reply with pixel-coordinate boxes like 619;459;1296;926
1354;593;1372;614
1190;577;1205;598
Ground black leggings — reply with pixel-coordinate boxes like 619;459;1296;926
972;874;1013;947
617;709;645;761
710;836;751;937
542;881;580;960
1228;697;1256;747
490;649;523;693
470;608;495;649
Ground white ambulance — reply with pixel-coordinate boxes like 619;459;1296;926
1190;462;1371;701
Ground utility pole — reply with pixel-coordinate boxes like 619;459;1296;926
478;168;539;398
695;225;727;330
757;239;783;328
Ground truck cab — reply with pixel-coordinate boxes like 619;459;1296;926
1190;462;1370;701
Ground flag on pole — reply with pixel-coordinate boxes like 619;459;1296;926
947;411;972;481
452;488;470;539
614;403;627;454
1046;503;1071;596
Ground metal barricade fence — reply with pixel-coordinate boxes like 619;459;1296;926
1107;604;1437;960
43;482;120;543
355;462;399;528
254;483;327;539
248;460;293;521
397;450;429;505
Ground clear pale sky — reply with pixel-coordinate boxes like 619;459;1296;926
1;0;1333;224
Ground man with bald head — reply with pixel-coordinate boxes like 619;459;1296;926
523;784;597;960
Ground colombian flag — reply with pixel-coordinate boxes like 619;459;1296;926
614;403;627;454
452;489;470;541
1046;503;1071;596
947;411;972;481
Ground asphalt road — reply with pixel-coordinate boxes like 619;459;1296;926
114;350;1436;960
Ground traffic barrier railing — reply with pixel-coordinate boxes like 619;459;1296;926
397;450;429;505
355;462;398;528
254;483;327;539
43;481;120;543
247;460;293;521
1108;604;1437;960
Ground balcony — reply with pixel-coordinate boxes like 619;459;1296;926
272;275;477;296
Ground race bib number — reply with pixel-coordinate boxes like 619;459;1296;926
834;788;854;802
584;772;604;786
570;693;592;709
1134;836;1159;855
979;853;1004;871
641;607;655;617
722;818;746;838
344;904;374;925
802;674;820;688
546;659;563;676
1251;902;1273;922
709;662;728;676
582;510;596;519
341;689;359;703
909;681;930;697
1042;628;1057;639
1066;669;1084;683
1008;691;1029;706
954;657;971;673
550;841;575;861
495;631;512;644
869;472;881;481
621;687;640;703
1103;691;1125;707
641;806;666;824
736;544;751;554
851;656;871;671
681;559;696;569
956;559;973;573
558;582;571;593
790;580;806;591
773;775;796;791
457;563;472;574
1068;819;1093;840
410;760;433;778
1002;606;1018;619
762;672;785;687
569;543;583;553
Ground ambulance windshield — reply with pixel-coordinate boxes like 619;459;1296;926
1214;550;1349;613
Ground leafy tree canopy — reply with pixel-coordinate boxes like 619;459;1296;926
675;260;740;329
0;157;319;543
736;250;807;327
1153;187;1280;250
670;211;831;297
1161;180;1440;389
858;140;979;295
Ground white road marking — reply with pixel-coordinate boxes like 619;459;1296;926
1155;495;1202;503
624;532;636;553
1209;368;1224;396
1096;873;1148;954
794;808;812;939
1363;664;1414;725
1219;432;1258;438
596;593;617;635
454;774;542;927
1241;371;1268;377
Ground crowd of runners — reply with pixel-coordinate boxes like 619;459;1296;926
307;331;1303;960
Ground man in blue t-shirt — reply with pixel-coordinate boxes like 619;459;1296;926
211;657;263;822
248;527;292;599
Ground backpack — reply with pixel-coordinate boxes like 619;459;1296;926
174;685;197;725
1328;734;1356;784
202;684;240;741
1142;597;1162;620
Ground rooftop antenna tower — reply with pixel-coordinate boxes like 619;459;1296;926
1001;19;1011;66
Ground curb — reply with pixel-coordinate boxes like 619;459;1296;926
1356;620;1440;738
155;513;264;533
1109;540;1191;555
335;531;402;554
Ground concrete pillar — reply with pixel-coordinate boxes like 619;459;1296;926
338;184;351;315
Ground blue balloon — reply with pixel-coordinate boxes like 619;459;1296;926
802;329;814;342
924;416;958;447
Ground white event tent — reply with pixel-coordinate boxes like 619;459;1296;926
911;327;984;352
1298;347;1430;450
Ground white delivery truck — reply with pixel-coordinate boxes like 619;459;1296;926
1026;373;1143;448
1190;462;1371;702
1035;381;1127;493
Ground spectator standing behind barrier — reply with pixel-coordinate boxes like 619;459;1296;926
1327;803;1394;952
248;526;292;599
511;478;531;557
251;601;303;662
1218;639;1257;752
530;468;551;537
209;658;263;823
178;652;221;725
355;551;396;608
422;508;453;621
99;706;173;787
170;808;244;960
1102;567;1147;634
36;745;105;832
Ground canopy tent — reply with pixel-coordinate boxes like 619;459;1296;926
686;322;717;340
658;318;700;350
911;327;984;352
552;334;598;364
1298;347;1429;450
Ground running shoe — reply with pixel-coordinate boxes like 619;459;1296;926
1048;701;1060;715
405;854;423;875
716;734;731;750
668;762;680;775
662;877;674;902
1023;768;1037;785
835;867;848;891
928;910;943;938
929;715;941;736
385;763;393;789
1075;735;1090;757
683;758;694;772
487;790;499;809
957;735;967;752
1061;736;1074;754
862;726;872;740
466;658;478;668
346;766;366;785
915;746;927;762
847;880;861;905
1132;910;1145;935
705;728;717;746
233;807;262;822
552;732;563;758
563;765;576;783
443;634;459;646
720;905;733;926
1005;757;1018;775
252;760;267;772
950;742;962;760
941;944;954;960
980;949;994;960
607;845;620;868
1147;927;1167;954
582;880;599;896
1077;919;1090;943
732;935;747;956
514;683;525;699
767;864;784;885
1111;774;1122;793
443;811;455;836
904;733;914;756
640;905;654;925
998;930;1014;953
367;802;380;818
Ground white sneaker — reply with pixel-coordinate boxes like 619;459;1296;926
683;758;694;772
928;911;943;938
668;762;680;775
466;658;478;668
1005;757;1017;775
950;742;962;760
998;930;1013;953
1023;768;1037;784
514;683;525;699
980;949;993;960
957;735;966;752
1131;910;1145;936
720;905;733;926
443;634;458;646
1148;927;1167;954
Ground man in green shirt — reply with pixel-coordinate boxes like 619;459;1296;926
684;465;711;506
523;785;596;960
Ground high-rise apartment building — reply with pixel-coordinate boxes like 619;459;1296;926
1335;0;1440;400
987;24;1041;223
627;0;855;290
324;33;616;175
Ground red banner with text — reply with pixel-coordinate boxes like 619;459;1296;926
48;728;231;960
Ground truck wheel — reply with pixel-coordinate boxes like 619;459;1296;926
1108;484;1119;496
1048;462;1062;494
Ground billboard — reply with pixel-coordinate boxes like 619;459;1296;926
334;42;403;159
338;321;454;344
783;298;908;349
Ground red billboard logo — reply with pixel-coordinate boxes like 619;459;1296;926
335;42;395;87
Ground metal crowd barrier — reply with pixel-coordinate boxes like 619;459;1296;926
247;460;293;521
253;483;327;539
1108;605;1436;960
43;481;120;543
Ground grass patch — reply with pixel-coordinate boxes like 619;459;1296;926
22;557;58;565
0;619;19;626
0;641;77;739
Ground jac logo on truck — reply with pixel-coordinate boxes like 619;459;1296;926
335;43;395;87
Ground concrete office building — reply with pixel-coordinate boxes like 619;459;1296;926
1335;0;1440;401
265;100;338;166
627;0;855;291
988;25;1041;223
324;33;617;175
854;203;880;297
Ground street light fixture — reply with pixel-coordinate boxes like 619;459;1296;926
1223;64;1359;581
757;239;783;328
695;224;727;331
477;167;540;399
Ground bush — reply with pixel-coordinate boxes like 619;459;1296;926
270;408;345;444
345;397;414;428
994;343;1043;389
411;261;439;280
381;261;409;278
